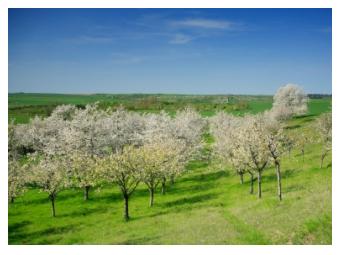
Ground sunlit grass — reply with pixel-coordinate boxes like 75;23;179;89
8;95;332;244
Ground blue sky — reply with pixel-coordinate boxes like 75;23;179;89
9;8;332;94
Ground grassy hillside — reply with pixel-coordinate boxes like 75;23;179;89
8;96;332;244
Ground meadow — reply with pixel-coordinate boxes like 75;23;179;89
8;93;332;244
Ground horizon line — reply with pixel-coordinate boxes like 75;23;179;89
8;92;333;96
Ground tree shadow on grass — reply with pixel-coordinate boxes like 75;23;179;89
8;220;31;235
9;223;79;244
22;192;77;206
162;192;218;208
284;124;301;130
118;235;160;244
293;114;316;119
59;206;108;218
285;184;305;193
180;170;229;183
262;169;295;182
91;192;122;204
169;181;216;194
186;161;210;170
131;193;219;221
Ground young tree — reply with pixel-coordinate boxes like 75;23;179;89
262;116;286;200
8;159;27;203
210;112;244;181
67;152;99;200
28;155;68;217
294;132;310;163
282;133;295;159
316;112;332;168
235;115;270;198
140;137;186;206
8;122;29;203
143;109;201;190
271;84;308;120
99;146;143;221
65;104;107;200
210;112;258;193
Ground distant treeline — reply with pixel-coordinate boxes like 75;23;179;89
308;94;332;99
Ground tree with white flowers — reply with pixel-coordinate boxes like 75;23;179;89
99;145;143;221
25;105;75;156
140;137;186;206
169;108;206;185
209;112;246;184
316;112;332;168
143;109;203;192
67;152;100;200
8;122;29;203
262;115;286;200
28;155;68;217
172;107;206;152
65;104;107;200
8;159;27;203
234;115;270;198
271;84;308;120
100;107;145;153
294;131;310;163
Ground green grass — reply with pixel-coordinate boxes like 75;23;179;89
8;93;331;123
8;94;332;244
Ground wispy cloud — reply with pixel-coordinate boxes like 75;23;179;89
170;18;236;30
111;53;144;65
169;34;193;44
66;35;114;44
65;16;245;47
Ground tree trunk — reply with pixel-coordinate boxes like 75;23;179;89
240;173;244;184
10;197;14;203
84;185;90;201
321;152;326;169
161;177;166;195
249;173;254;194
275;162;282;201
301;149;305;162
170;175;175;185
123;193;129;221
149;187;155;207
50;194;56;217
258;171;262;199
288;149;291;159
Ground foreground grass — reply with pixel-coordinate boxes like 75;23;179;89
9;120;331;244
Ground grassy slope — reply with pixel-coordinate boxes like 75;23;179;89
8;96;332;244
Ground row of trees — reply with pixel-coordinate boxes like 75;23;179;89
8;106;206;219
8;84;332;219
210;84;332;200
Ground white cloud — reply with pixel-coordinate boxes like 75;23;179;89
171;18;235;30
169;34;193;44
65;35;114;44
111;53;144;64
